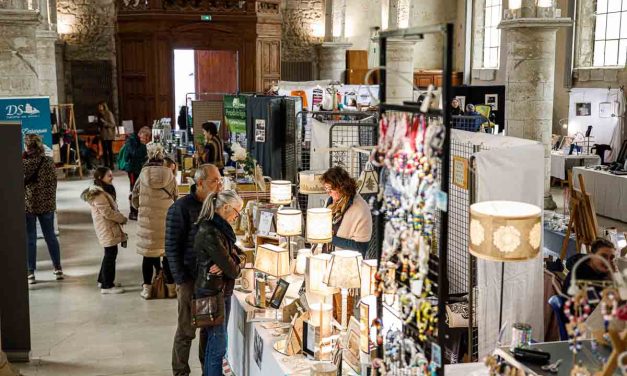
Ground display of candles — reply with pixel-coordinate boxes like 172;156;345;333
295;248;312;275
309;302;333;338
270;180;292;205
306;208;332;243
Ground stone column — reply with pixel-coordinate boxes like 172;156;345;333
385;40;415;104
409;0;456;70
318;42;352;82
501;18;571;209
36;28;59;104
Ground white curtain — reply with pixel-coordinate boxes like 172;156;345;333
608;88;626;163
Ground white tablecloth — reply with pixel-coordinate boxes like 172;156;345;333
550;152;601;180
573;166;627;222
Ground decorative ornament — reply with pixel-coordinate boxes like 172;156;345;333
493;225;521;254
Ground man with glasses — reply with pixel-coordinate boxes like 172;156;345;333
166;164;223;376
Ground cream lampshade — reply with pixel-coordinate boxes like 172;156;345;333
295;248;312;275
306;208;333;243
270;180;292;205
360;259;378;297
254;243;291;277
309;302;333;337
324;250;363;328
306;253;338;295
299;170;326;194
276;209;302;236
469;201;542;262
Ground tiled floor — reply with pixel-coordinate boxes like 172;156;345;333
13;172;202;376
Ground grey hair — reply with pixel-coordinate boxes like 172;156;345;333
194;163;218;183
196;190;243;224
138;126;151;137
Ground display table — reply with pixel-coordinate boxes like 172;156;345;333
543;228;577;259
228;279;357;376
550;152;600;180
494;340;612;376
572;166;627;222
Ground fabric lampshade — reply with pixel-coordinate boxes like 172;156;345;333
306;208;332;243
469;201;542;262
270;180;292;205
324;250;362;289
254;243;290;277
276;209;302;236
295;248;312;275
360;259;378;296
299;170;326;194
306;253;338;294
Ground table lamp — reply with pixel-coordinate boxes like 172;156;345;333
276;208;302;261
295;248;312;275
306;253;337;296
306;208;333;245
298;170;326;194
324;250;363;328
251;243;290;308
360;259;378;297
271;180;292;205
469;200;541;336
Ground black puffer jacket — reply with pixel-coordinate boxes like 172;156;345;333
165;189;203;285
194;214;243;298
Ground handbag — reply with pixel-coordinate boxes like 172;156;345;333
357;162;379;194
151;269;168;299
192;292;225;328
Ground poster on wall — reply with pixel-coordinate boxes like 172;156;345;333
224;95;247;134
575;102;592;116
485;94;498;111
0;96;52;148
254;119;266;143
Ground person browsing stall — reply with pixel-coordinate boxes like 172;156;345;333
201;122;225;172
321;166;373;257
563;238;616;297
193;190;244;376
166;164;223;376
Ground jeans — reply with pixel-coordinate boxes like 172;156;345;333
102;140;114;169
172;281;208;376
202;297;231;376
98;245;118;289
26;212;61;273
142;256;174;285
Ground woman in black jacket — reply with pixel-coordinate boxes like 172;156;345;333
193;190;244;376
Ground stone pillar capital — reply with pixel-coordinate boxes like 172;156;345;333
318;42;352;82
0;9;39;23
499;17;572;30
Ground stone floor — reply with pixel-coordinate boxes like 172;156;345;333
14;172;202;376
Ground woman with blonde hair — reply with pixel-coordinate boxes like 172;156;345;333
193;190;244;376
132;142;178;299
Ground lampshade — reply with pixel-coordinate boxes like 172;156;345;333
276;209;302;236
306;208;333;243
299;170;326;194
254;243;291;277
309;302;333;337
360;259;378;296
295;248;312;275
270;180;292;205
324;250;362;289
469;201;542;262
306;253;338;294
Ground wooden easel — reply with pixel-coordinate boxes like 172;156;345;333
560;172;598;259
51;104;83;178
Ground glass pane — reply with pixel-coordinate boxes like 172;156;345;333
491;29;500;48
609;0;621;12
485;0;495;7
594;40;606;66
623;0;627;11
484;48;491;68
596;14;607;40
597;0;608;14
605;39;619;65
491;6;501;26
607;12;621;39
490;48;499;68
619;39;627;65
484;26;492;48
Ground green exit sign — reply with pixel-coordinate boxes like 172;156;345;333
200;15;211;21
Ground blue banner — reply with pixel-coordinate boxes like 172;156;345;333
0;97;52;148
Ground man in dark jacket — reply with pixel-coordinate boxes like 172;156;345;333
166;164;222;376
563;238;615;298
122;126;150;219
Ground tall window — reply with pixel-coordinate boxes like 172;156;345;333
483;0;502;68
593;0;627;66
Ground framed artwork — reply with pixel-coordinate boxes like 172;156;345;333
254;207;277;235
302;320;319;358
343;317;361;373
452;156;469;189
269;279;290;309
599;102;614;118
254;119;266;142
484;94;498;111
254;329;264;369
359;302;370;354
576;102;592;116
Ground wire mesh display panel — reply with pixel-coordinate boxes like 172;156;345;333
451;115;486;132
329;122;378;179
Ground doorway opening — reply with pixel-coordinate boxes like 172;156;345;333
173;49;239;136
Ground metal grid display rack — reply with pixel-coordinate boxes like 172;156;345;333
375;23;454;376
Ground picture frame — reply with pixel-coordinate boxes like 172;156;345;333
599;102;613;118
269;279;290;309
331;339;343;376
359;302;370;354
302;320;320;358
575;102;592;116
343;317;362;373
484;94;498;111
254;207;277;235
452;156;469;189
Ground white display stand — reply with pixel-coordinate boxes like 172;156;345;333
573;166;627;222
550;152;600;180
452;130;545;359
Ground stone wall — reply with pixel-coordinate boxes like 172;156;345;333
282;0;324;63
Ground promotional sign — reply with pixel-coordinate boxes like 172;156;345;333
224;95;247;134
0;96;52;148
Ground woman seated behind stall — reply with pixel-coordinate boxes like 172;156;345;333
321;166;373;257
563;238;615;298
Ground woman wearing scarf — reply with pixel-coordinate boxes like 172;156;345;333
321;167;373;257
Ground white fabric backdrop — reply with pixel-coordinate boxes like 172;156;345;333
453;130;545;359
568;88;620;146
609;89;626;163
